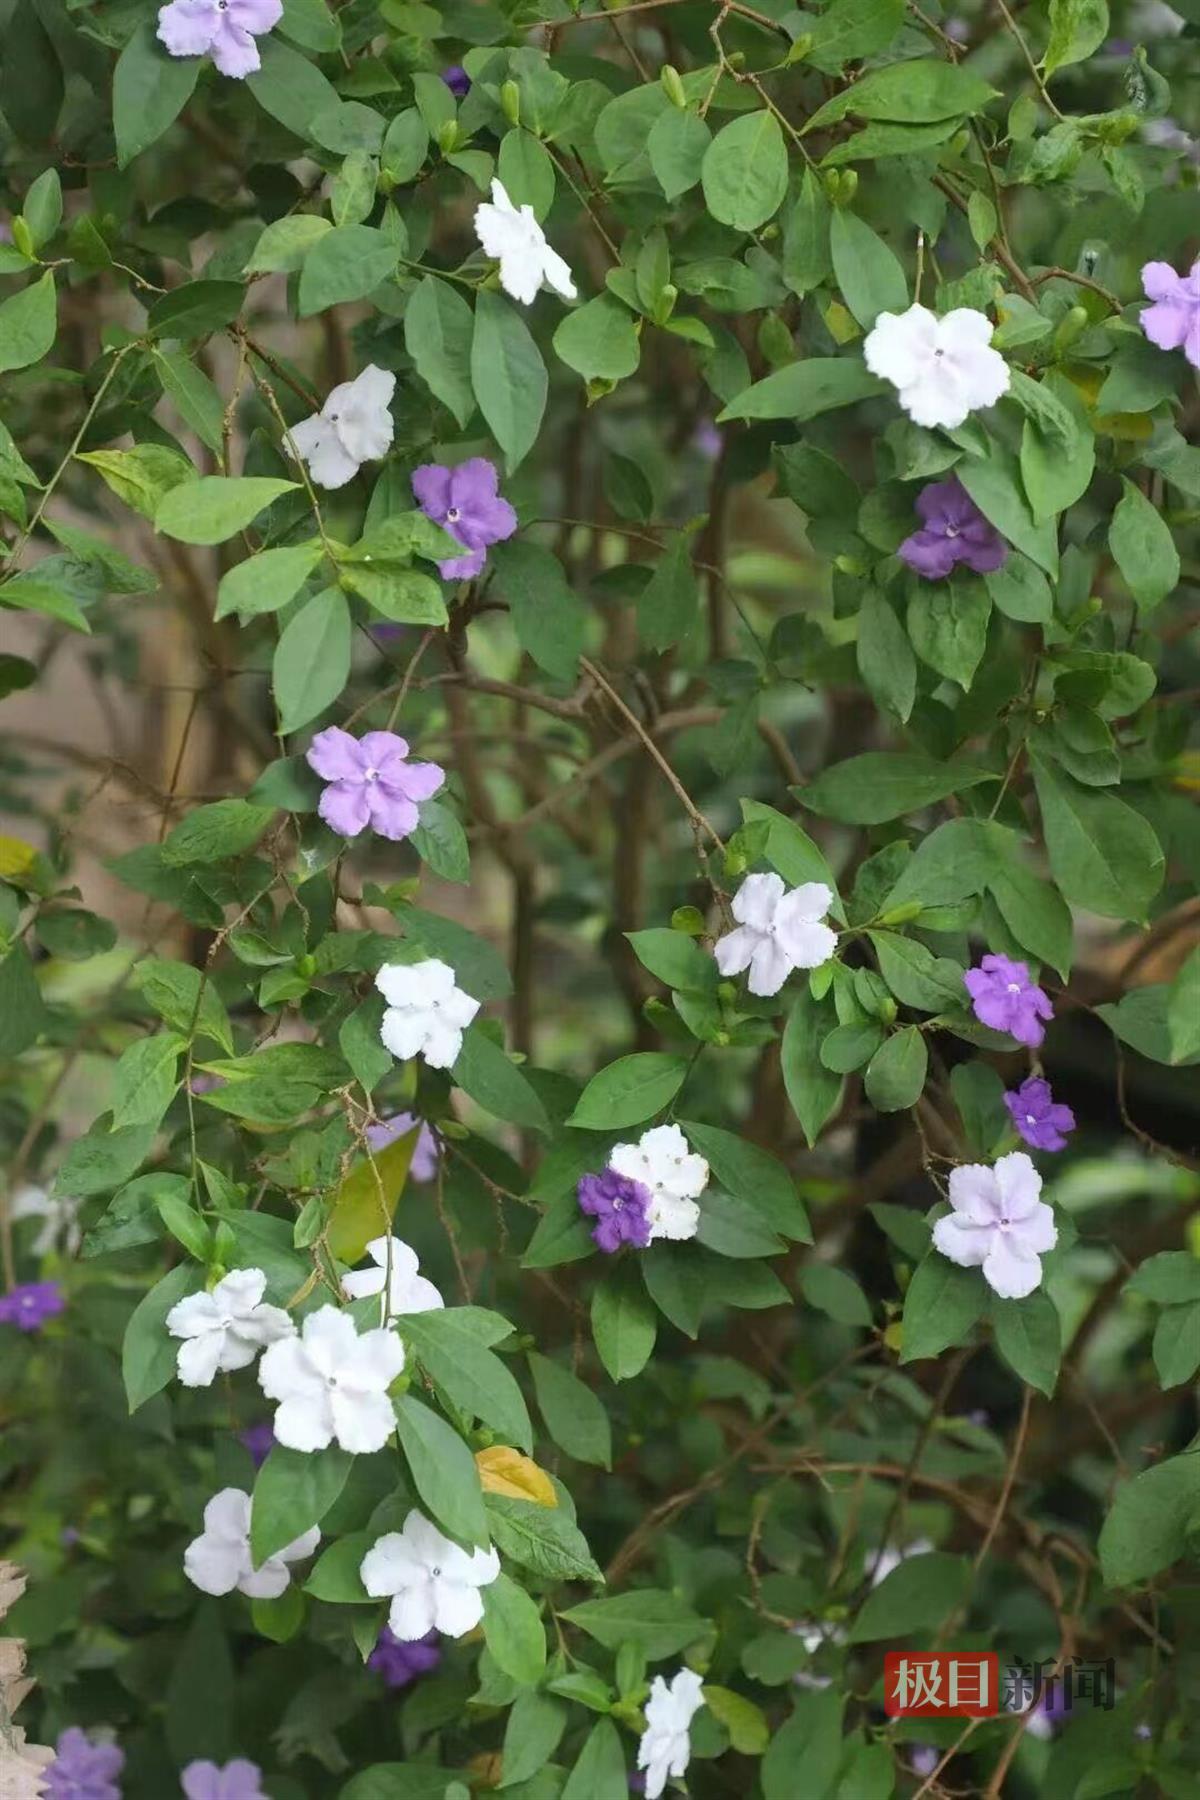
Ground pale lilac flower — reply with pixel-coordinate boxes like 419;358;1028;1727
909;1746;940;1777
180;1760;265;1800
238;1422;274;1468
1139;257;1200;368
366;1113;440;1181
932;1151;1057;1300
360;1510;500;1639
899;476;1007;579
864;304;1009;429
0;1279;65;1331
411;458;518;580
44;1728;123;1800
258;1304;405;1454
714;872;837;997
289;365;396;489
964;955;1054;1048
1003;1077;1076;1153
156;0;281;78
637;1668;705;1800
184;1487;318;1599
305;727;444;841
368;1626;442;1687
166;1268;293;1388
692;420;722;459
341;1236;444;1315
442;65;470;97
609;1124;708;1242
473;178;576;306
375;959;480;1070
577;1168;653;1253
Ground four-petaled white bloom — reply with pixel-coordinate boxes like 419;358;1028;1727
166;1267;294;1388
609;1124;709;1243
932;1151;1057;1300
257;1304;405;1454
360;1509;500;1639
342;1236;444;1318
375;958;480;1071
637;1667;706;1800
864;304;1009;430
183;1487;318;1599
714;873;837;998
473;179;577;307
9;1184;82;1257
290;364;396;491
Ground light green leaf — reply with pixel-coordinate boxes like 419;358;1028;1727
393;1393;489;1547
0;271;56;374
471;290;547;473
528;1352;612;1468
718;357;883;424
829;208;907;328
405;275;476;429
298;225;399;316
273;588;352;734
1109;477;1180;612
553;296;641;384
216;543;323;620
701;111;789;232
156;476;298;545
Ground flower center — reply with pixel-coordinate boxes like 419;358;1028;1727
612;1196;623;1210
446;506;461;522
933;347;944;358
431;1566;441;1578
998;1216;1011;1228
364;767;378;782
1007;982;1022;994
1026;1113;1036;1125
945;525;959;538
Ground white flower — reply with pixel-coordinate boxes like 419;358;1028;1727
9;1184;81;1257
637;1667;705;1800
289;364;396;490
609;1124;708;1243
864;303;1009;430
375;958;480;1071
714;873;837;997
183;1487;318;1599
341;1236;444;1318
360;1509;500;1639
166;1267;294;1388
932;1151;1057;1300
257;1304;405;1454
473;179;576;307
868;1538;934;1587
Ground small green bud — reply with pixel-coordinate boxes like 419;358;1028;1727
717;981;736;1003
436;118;459;155
500;80;521;127
1052;304;1089;354
877;900;924;927
838;168;858;204
671;906;706;936
834;552;864;576
661;63;687;108
12;217;34;259
296;952;317;978
726;49;745;68
784;30;813;62
879;995;898;1025
653;282;677;325
724;849;747;878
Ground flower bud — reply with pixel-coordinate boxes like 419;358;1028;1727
1052;304;1089;354
877;900;924;926
653;282;677;324
660;63;687;108
436;118;459;155
12;217;34;259
500;80;521;127
785;30;813;62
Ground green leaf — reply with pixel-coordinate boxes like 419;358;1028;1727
986;552;1052;623
829;208;907;328
110;1032;182;1131
490;540;585;681
781;990;843;1147
800;752;994;824
122;1262;202;1412
1127;1252;1200;1305
393;1393;489;1546
857;589;916;722
1109;478;1180;612
991;1290;1061;1396
528;1352;612;1468
1167;946;1200;1064
636;532;699;654
782;166;832;296
562;1590;705;1659
718;357;883;424
245;36;342;138
156;476;298;545
0;942;49;1055
848;1551;970;1641
454;1026;550;1132
805;57;997;131
484;1495;603;1583
763;1692;843;1800
1153;1302;1200;1388
908;577;991;691
900;1254;986;1361
864;1026;927;1111
246;215;333;275
0;271;56;374
1044;0;1110;74
807;0;905;71
381;109;429;185
482;1571;547;1687
868;932;964;1012
405;275;476;429
471;290;547;474
162;799;275;866
113;22;199;168
251;1445;352;1564
298;225;399;316
138;958;233;1053
568;1054;689;1129
78;445;194;521
155;349;225;454
410;800;470;885
561;1719;627;1800
310;100;384;155
400;1308;533;1451
701;111;789;232
553;295;641;386
591;1263;658;1382
1098;1450;1200;1587
147;280;245;341
647;108;711;201
216;543;323;620
680;1120;811;1241
738;800;843;916
626;930;717;994
273;588;352;733
497;129;556;219
799;1263;872;1327
957;442;1058;577
500;1691;567;1788
1030;749;1164;924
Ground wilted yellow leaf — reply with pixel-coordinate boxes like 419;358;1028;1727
475;1446;558;1508
0;836;36;879
326;1127;418;1264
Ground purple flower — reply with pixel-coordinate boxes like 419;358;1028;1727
368;1626;442;1688
1139;257;1200;367
411;458;518;581
692;420;723;459
1003;1077;1076;1153
181;1762;265;1800
899;476;1007;580
577;1168;652;1254
964;955;1053;1048
189;1072;224;1096
0;1279;65;1332
156;0;281;78
909;1746;939;1777
365;1112;440;1182
305;727;444;841
44;1728;123;1799
238;1422;275;1469
442;65;470;98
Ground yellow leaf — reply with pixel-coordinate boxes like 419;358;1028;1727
326;1128;418;1264
0;836;36;879
475;1446;558;1508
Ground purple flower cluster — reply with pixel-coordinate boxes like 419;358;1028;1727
964;955;1054;1048
305;727;444;842
181;1761;265;1800
899;476;1007;580
577;1168;652;1253
1004;1076;1076;1152
44;1728;123;1799
368;1626;442;1687
0;1279;65;1331
412;458;518;580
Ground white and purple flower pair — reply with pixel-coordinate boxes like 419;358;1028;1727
578;1124;709;1251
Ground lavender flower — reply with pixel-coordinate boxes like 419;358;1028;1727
365;1112;440;1182
692;420;722;459
909;1746;940;1777
964;955;1053;1048
367;1626;442;1687
899;476;1007;580
156;0;280;78
1139;257;1200;368
442;65;470;97
1004;1077;1076;1153
412;458;518;580
181;1762;265;1800
44;1728;123;1799
0;1279;65;1332
305;728;444;841
577;1168;653;1254
237;1422;275;1469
